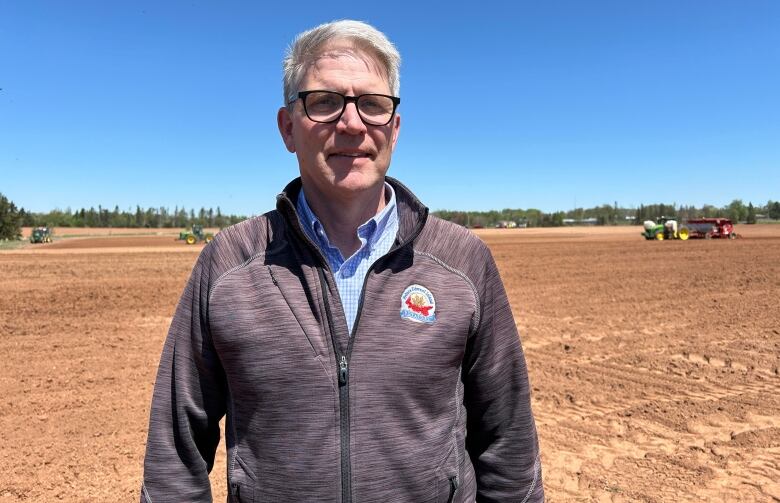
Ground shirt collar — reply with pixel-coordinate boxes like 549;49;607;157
297;183;398;253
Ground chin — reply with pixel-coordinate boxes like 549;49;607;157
332;174;382;193
326;164;385;186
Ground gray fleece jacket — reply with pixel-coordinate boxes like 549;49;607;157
141;177;543;503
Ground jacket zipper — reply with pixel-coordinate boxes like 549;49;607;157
278;202;354;503
318;251;408;503
317;267;352;503
283;188;427;503
324;218;426;502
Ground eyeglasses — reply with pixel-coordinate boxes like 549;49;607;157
290;90;400;126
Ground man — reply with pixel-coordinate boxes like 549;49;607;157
141;20;543;503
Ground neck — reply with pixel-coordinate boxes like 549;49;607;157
303;183;386;258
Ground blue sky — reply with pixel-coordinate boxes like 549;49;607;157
2;1;778;215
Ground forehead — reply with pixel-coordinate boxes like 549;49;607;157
301;40;390;93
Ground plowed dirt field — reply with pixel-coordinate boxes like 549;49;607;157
1;225;778;502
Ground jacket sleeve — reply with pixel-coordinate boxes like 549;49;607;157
463;250;544;502
141;248;227;502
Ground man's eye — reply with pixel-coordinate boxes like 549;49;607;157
361;99;380;110
360;97;392;114
309;95;341;109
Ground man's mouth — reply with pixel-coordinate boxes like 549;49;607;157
328;151;373;159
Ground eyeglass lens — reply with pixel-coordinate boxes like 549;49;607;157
304;91;396;125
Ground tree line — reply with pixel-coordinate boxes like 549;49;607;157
434;199;780;229
633;200;779;226
19;205;247;230
0;192;247;240
2;192;779;241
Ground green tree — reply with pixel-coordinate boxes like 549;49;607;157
215;207;226;229
769;201;780;220
701;204;718;218
145;208;157;228
0;193;23;240
726;199;747;223
134;206;144;227
746;203;757;224
111;205;121;227
86;207;99;227
20;207;35;226
159;207;170;227
634;204;646;224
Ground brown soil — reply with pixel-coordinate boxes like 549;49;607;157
1;225;778;502
43;235;193;250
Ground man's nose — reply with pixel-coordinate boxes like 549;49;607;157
337;102;367;134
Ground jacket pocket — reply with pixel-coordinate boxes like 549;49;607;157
229;454;257;503
444;476;459;503
434;443;459;503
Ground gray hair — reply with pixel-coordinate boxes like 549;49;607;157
282;20;401;106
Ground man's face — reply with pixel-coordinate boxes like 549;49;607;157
278;41;401;204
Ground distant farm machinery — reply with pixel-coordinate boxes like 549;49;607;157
177;224;214;245
642;217;737;241
29;227;53;244
642;218;687;240
685;218;738;239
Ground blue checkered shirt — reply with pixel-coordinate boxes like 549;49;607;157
297;184;399;334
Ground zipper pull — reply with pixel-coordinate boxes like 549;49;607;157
338;355;348;386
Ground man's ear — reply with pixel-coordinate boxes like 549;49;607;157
390;113;401;151
277;107;296;153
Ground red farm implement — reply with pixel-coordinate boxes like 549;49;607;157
683;218;738;239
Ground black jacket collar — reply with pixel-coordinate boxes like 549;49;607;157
275;176;428;248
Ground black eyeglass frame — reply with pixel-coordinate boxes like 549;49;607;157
290;90;401;126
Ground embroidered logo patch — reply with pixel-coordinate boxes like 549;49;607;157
400;284;436;324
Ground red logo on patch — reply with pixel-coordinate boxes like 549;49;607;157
405;295;433;316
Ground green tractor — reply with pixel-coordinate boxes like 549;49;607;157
641;217;689;241
178;224;214;245
30;226;53;244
